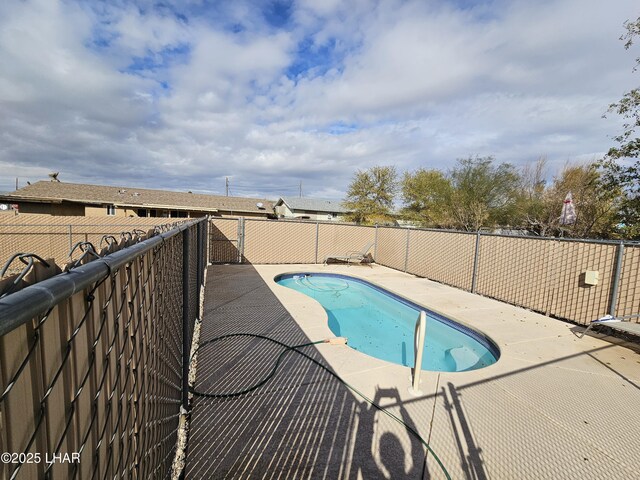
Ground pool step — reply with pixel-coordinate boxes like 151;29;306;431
446;346;481;371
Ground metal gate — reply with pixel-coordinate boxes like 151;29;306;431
209;217;243;263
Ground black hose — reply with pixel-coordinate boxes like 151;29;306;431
189;333;322;398
189;333;451;479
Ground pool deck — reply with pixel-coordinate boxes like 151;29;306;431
185;263;640;479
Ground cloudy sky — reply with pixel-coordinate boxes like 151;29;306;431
0;0;638;198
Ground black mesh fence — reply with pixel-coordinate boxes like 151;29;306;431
0;218;207;479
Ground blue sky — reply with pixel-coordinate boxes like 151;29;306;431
0;0;638;198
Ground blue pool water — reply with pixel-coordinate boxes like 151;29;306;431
276;273;499;372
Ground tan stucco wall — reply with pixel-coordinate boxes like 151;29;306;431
85;206;127;217
11;201;266;219
218;211;270;218
275;204;292;217
290;211;344;221
275;204;344;221
18;202;85;216
85;206;140;217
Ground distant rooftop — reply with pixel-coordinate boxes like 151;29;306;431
1;181;274;214
277;196;349;213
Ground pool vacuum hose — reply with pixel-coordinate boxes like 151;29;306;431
189;333;451;479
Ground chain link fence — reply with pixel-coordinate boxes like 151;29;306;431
475;235;553;313
616;244;640;319
209;218;241;264
210;218;378;265
375;227;406;271
209;218;640;326
244;219;317;264
405;229;476;291
0;217;179;275
0;218;207;479
317;223;376;264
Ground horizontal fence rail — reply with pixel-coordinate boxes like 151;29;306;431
0;218;207;479
209;217;640;326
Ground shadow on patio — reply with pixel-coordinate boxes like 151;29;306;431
184;264;452;479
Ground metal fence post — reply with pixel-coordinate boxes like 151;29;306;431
237;218;245;264
609;241;625;317
68;225;72;254
374;224;378;260
182;227;191;411
205;217;210;266
471;231;481;293
315;222;320;264
196;220;203;292
404;228;410;273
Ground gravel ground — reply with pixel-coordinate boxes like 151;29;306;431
171;270;206;480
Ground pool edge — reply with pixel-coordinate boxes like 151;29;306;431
274;271;502;366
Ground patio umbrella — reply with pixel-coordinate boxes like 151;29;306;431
559;191;576;225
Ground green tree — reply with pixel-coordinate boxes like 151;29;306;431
344;166;398;224
518;161;619;238
515;157;552;234
606;17;640;159
447;156;520;231
601;17;640;239
401;169;453;227
550;164;619;238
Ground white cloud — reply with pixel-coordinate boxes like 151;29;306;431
0;0;638;197
109;7;189;58
164;28;293;114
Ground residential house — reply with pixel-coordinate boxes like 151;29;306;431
0;181;274;218
274;197;349;221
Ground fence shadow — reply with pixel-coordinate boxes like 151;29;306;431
441;382;488;480
185;264;447;479
208;221;240;264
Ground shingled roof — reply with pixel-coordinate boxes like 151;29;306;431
2;181;274;214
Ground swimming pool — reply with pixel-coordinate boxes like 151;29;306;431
275;273;500;372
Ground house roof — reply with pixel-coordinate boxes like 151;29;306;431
277;196;349;214
1;181;274;214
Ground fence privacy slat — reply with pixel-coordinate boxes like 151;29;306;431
209;218;240;264
617;245;640;319
405;230;476;291
0;215;637;477
244;219;316;264
0;219;205;479
375;227;406;271
207;218;639;326
317;223;376;264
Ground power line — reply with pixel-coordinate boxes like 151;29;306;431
230;187;299;193
229;183;301;189
224;177;306;197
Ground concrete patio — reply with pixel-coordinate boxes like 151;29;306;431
185;263;640;479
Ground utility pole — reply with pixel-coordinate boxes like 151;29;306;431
226;177;229;196
299;180;302;198
15;177;18;191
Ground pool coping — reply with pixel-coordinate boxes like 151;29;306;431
274;271;502;364
257;263;640;391
192;263;640;479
